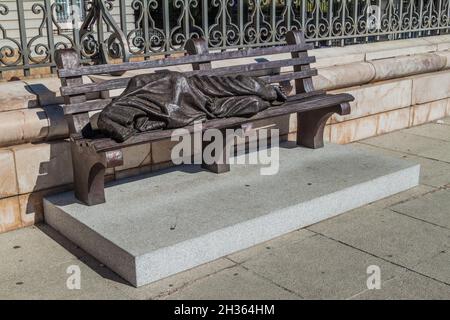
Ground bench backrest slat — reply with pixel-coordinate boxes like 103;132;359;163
58;42;313;78
64;98;113;115
260;69;317;84
60;56;316;97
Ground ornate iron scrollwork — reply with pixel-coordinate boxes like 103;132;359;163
0;4;22;67
208;0;241;47
169;0;205;50
276;0;303;42
1;0;449;76
79;0;130;68
127;0;166;54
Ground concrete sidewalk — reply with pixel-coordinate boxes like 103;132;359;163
0;120;449;299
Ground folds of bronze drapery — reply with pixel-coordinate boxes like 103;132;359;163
97;71;287;142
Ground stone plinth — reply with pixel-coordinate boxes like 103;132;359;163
44;143;420;287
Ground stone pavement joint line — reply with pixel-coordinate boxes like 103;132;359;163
307;229;450;287
389;207;450;232
225;256;307;299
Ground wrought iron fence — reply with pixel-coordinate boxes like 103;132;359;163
0;0;449;77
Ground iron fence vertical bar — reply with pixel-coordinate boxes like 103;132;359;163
419;0;424;36
97;0;105;56
365;0;369;43
141;0;150;57
70;0;81;60
301;0;306;38
429;0;434;35
408;0;413;38
271;0;276;43
376;0;380;40
327;0;333;46
447;0;450;33
44;0;56;73
387;0;393;40
256;0;261;45
184;0;190;46
341;0;346;46
398;0;403;40
436;0;442;35
221;0;227;48
119;0;128;44
202;0;209;44
163;0;170;53
287;0;292;33
238;0;244;47
354;0;359;44
428;1;439;35
16;0;30;76
315;0;319;45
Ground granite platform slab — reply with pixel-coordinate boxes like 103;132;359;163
44;142;420;287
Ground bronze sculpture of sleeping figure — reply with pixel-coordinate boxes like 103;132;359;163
98;70;287;142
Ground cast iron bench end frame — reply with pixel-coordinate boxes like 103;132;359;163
55;30;354;206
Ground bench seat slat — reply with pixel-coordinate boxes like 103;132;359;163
58;43;314;78
90;92;353;152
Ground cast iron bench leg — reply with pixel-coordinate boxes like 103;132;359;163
297;102;351;149
71;141;108;206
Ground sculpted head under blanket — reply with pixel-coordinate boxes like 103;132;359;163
97;70;287;142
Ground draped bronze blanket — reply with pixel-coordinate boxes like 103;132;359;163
98;71;287;142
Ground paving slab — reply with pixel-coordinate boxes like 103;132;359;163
308;206;450;268
439;117;450;125
111;258;236;300
0;225;236;299
0;226;124;300
390;189;450;229
241;234;403;299
0;225;84;284
354;141;450;188
370;185;436;208
351;269;450;299
44;143;419;287
162;265;301;300
0;259;125;300
403;122;450;142
412;250;450;285
227;229;316;264
361;131;450;163
405;156;450;187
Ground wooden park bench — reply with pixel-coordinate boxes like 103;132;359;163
55;30;354;206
